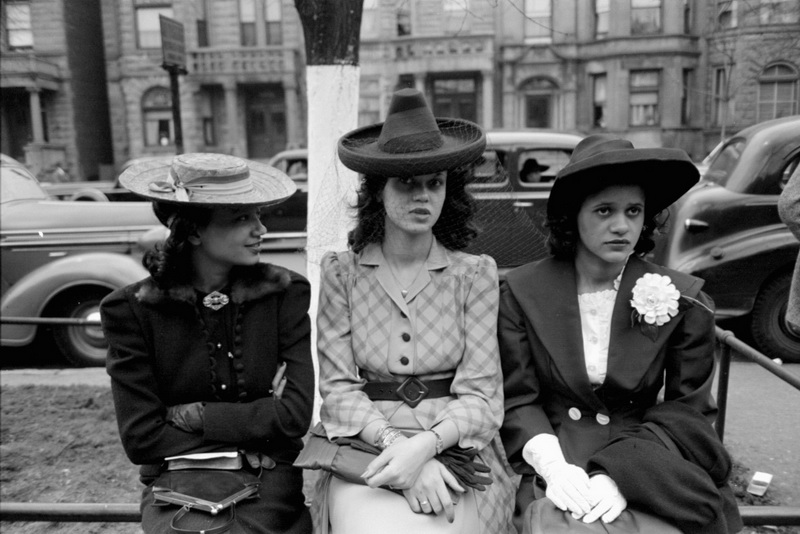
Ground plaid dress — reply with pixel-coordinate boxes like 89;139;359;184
314;240;517;533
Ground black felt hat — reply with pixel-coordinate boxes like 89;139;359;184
337;88;486;177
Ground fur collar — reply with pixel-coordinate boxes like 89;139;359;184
135;263;293;306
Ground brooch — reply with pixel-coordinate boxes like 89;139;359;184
203;290;230;311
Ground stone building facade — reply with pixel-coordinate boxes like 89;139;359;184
2;0;797;176
100;0;306;168
0;0;113;180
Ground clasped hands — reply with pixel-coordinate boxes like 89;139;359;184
543;463;626;524
361;432;465;523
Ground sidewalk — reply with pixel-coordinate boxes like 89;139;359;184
0;368;110;388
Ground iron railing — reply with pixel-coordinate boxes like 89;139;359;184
1;321;798;526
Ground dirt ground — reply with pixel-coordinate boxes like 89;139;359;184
0;385;796;533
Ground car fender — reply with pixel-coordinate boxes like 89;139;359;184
1;252;148;346
668;224;798;317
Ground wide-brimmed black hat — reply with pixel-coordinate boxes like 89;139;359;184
547;134;699;219
522;158;550;174
338;88;486;177
119;153;296;207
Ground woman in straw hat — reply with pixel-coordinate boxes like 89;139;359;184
312;89;516;533
499;135;742;533
101;153;314;533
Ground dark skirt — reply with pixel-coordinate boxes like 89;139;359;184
140;463;312;534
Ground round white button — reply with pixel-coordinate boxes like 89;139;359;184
568;407;582;421
596;413;610;425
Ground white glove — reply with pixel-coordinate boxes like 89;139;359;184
523;434;593;517
582;474;627;524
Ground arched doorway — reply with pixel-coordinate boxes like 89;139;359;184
519;77;558;129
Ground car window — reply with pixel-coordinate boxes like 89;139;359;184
1;165;49;203
704;138;746;187
469;150;509;190
780;156;800;192
518;149;572;187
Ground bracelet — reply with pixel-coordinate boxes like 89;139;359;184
374;424;404;450
373;423;392;449
429;427;444;456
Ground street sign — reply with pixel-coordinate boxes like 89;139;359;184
159;15;185;70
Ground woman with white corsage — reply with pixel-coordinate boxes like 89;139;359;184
499;135;742;534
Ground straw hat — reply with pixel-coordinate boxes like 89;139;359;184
547;134;699;219
338;88;486;177
118;153;296;207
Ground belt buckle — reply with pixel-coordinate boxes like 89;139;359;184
395;376;429;408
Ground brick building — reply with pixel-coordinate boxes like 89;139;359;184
0;0;113;180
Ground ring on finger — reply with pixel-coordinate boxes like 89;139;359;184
419;500;429;506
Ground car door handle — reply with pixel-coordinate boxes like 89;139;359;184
684;218;709;232
513;201;533;208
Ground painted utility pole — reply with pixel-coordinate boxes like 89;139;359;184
295;0;364;416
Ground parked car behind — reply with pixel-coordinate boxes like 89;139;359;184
654;115;800;362
1;154;161;366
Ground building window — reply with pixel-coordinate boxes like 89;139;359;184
717;0;736;28
631;0;661;35
265;0;282;45
397;6;411;36
521;77;557;128
142;87;173;147
524;0;552;44
595;0;609;39
136;6;174;49
629;70;660;126
683;0;691;32
443;0;470;35
5;1;33;49
681;69;693;126
360;0;379;39
758;64;798;121
713;67;733;126
592;74;607;128
196;0;209;47
240;0;256;46
432;77;478;123
760;0;800;24
200;90;217;146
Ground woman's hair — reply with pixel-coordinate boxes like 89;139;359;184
546;177;668;260
143;201;214;286
347;164;478;253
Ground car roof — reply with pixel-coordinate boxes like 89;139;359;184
485;129;583;148
733;115;800;142
268;149;308;163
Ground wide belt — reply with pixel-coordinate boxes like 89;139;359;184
361;376;453;408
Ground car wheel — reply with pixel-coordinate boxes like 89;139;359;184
49;287;110;367
750;272;800;363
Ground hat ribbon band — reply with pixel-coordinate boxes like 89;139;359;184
148;169;254;201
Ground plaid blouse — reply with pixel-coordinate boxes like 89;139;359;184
316;240;503;450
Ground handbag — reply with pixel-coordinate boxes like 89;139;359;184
149;459;262;534
293;423;492;492
523;498;682;534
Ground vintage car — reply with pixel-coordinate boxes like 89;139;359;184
654;115;800;362
1;154;161;367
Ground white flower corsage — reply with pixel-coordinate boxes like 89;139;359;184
630;273;711;341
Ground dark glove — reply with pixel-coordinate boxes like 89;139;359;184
166;402;205;433
437;446;493;492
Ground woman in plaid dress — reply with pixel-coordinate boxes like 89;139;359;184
312;89;516;534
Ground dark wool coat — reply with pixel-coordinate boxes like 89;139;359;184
101;263;315;480
588;402;743;534
499;255;718;530
499;255;717;473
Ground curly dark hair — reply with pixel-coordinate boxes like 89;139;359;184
546;178;668;260
142;201;215;286
347;165;478;253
